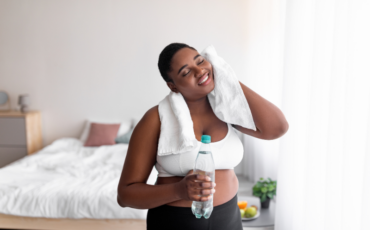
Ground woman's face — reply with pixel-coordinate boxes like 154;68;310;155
167;47;215;101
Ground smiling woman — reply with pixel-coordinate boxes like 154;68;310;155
116;43;288;230
160;44;216;102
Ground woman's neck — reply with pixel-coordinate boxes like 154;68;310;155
184;96;213;117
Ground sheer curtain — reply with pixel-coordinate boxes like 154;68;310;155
239;0;286;183
239;1;370;229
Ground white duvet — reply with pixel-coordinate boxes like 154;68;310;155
0;138;158;219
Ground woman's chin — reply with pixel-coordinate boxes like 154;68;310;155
197;85;214;99
207;84;215;94
205;80;215;94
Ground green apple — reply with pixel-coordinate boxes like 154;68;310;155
244;207;257;218
240;209;245;218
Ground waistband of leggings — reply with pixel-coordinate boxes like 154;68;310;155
212;193;238;213
150;193;238;213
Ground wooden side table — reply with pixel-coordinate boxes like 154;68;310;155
0;110;42;167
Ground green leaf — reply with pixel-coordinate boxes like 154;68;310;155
267;192;274;199
261;187;267;193
260;177;264;181
261;193;266;202
268;185;275;191
253;187;260;192
268;177;272;182
253;192;262;197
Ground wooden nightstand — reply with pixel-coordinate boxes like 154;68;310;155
0;110;42;167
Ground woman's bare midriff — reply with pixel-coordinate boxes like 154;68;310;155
155;169;239;207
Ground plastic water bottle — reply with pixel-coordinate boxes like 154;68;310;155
191;135;215;219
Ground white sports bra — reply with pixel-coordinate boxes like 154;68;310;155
155;123;244;177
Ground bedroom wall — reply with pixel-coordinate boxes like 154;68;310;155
0;0;281;177
0;0;251;145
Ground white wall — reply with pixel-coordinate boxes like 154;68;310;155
0;0;251;147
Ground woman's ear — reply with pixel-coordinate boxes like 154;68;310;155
166;81;179;93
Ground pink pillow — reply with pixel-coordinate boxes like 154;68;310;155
84;122;121;147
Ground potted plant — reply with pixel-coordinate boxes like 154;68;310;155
252;177;277;209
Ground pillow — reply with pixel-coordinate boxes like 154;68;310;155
80;119;132;144
115;127;134;144
84;122;121;147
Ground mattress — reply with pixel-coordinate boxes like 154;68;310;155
0;138;158;219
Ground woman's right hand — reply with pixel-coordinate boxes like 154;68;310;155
176;170;216;202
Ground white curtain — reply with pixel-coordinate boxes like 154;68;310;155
240;1;370;229
239;0;286;183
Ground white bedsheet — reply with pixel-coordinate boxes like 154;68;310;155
0;138;158;219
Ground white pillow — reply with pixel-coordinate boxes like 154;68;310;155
79;119;133;144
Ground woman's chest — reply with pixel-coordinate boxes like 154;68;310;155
192;117;229;143
156;125;244;176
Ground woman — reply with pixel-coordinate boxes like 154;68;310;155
117;43;288;230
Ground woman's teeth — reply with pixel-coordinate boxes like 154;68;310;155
199;75;209;85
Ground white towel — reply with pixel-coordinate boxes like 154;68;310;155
157;45;256;156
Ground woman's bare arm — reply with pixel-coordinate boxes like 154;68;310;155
117;106;214;209
117;106;182;209
232;81;289;140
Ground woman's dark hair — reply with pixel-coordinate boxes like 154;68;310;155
158;43;196;83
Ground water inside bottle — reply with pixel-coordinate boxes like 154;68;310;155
191;169;215;219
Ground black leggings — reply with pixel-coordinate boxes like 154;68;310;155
146;194;243;230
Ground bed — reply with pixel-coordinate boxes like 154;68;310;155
0;137;158;230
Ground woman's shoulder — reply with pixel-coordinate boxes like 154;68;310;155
143;105;160;124
135;105;161;134
129;105;161;150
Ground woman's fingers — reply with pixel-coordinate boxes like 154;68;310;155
188;187;216;201
186;170;194;176
197;174;212;182
191;194;213;202
183;172;216;201
192;188;216;195
200;195;212;202
187;174;212;182
192;181;216;189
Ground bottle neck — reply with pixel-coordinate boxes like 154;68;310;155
199;142;212;152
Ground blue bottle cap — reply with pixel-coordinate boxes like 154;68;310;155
201;135;211;143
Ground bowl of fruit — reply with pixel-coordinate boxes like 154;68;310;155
238;200;260;220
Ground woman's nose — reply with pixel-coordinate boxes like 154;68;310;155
194;66;204;78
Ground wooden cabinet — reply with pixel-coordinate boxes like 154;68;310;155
0;111;42;167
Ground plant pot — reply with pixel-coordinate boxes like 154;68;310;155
260;197;271;209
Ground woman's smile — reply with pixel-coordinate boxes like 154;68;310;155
198;72;212;86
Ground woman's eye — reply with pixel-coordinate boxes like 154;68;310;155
183;60;204;76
